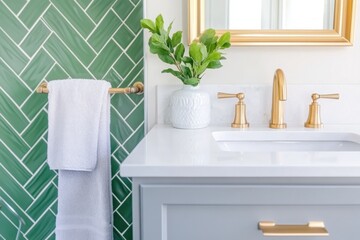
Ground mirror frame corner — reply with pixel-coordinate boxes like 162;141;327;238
188;0;356;46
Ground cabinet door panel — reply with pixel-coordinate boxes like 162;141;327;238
140;185;360;240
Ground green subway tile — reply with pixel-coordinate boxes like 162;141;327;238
51;0;95;38
118;196;132;224
88;11;122;52
0;117;30;158
125;101;144;130
110;109;133;144
0;143;31;185
110;135;119;155
2;0;26;13
77;0;92;9
21;92;47;120
0;214;19;240
126;34;143;63
111;157;121;177
114;25;135;49
112;177;131;203
104;69;122;88
0;2;27;43
22;111;48;147
113;230;124;240
25;164;56;198
89;40;122;79
44;35;92;78
112;145;128;164
27;183;57;220
22;139;47;173
125;3;143;33
25;211;55;240
120;60;143;89
86;0;116;23
112;195;121;213
123;225;133;240
111;94;135;118
0;189;33;233
0;166;33;210
123;122;144;153
45;64;69;80
114;212;130;233
114;54;134;79
113;0;134;21
19;0;50;28
121;177;132;190
131;0;142;4
20;21;51;57
51;199;58;215
20;49;55;90
0;31;28;74
0;61;31;105
43;6;96;66
0;90;29;132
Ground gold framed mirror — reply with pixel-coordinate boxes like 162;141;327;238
188;0;356;45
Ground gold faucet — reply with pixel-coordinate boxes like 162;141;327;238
218;92;249;128
269;69;287;129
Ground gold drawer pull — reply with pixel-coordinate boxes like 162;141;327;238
258;221;329;237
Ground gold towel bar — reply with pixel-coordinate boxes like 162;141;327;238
36;81;144;94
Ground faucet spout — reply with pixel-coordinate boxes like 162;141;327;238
269;69;287;129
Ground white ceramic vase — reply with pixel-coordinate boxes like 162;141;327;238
170;85;210;129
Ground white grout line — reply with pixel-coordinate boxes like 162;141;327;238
0;0;30;31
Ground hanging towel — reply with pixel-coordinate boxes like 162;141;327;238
47;79;113;240
47;79;110;171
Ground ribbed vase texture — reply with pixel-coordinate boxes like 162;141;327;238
170;85;210;129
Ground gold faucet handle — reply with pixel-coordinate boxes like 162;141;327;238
311;93;340;102
305;93;340;128
217;92;244;101
217;92;248;128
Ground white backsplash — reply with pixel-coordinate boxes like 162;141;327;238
157;84;360;127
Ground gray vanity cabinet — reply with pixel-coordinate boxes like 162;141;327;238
133;179;360;240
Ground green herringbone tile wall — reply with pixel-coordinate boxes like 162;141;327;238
0;0;144;239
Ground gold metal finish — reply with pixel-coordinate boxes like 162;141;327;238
217;92;249;128
258;221;329;236
304;93;340;128
269;69;287;129
36;81;144;94
188;0;356;46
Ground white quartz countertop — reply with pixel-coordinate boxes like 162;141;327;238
120;124;360;178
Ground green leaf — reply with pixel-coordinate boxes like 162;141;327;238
199;43;208;61
140;19;156;33
162;68;184;81
184;77;200;86
150;34;170;52
175;43;185;62
155;15;164;33
158;54;175;64
207;60;222;69
206;51;222;62
171;31;182;47
181;64;193;78
182;57;193;64
218;32;231;48
199;29;216;47
196;62;209;76
167;21;173;35
221;42;231;49
189;42;202;63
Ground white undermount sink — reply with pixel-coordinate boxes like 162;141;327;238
212;131;360;152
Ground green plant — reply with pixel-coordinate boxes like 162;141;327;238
141;14;231;86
